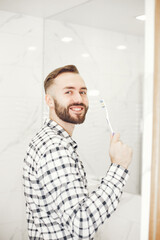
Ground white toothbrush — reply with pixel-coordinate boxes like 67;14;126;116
100;99;115;136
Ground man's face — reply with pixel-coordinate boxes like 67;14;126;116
50;72;89;124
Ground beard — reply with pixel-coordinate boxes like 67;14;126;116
54;98;88;124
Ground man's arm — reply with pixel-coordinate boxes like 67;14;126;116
38;135;131;240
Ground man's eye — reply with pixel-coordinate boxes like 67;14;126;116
65;91;72;94
80;91;87;95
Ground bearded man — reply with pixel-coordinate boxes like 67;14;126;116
23;65;132;240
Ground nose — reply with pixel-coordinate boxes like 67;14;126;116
72;92;82;103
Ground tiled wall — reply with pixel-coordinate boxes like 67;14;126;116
0;11;43;239
0;10;143;239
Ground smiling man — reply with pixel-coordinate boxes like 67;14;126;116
23;65;132;240
45;67;89;135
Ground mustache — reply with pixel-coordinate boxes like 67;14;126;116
68;103;87;108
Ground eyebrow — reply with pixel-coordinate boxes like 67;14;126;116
63;86;87;90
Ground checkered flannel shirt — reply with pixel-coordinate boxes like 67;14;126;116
23;118;129;240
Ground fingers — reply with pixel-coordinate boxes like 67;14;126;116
110;132;120;143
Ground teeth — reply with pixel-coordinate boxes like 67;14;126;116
72;108;81;111
70;107;82;111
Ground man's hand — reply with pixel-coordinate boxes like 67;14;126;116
109;133;133;169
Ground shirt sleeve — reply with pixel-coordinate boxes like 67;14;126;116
38;143;129;240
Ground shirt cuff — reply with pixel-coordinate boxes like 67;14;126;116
103;163;130;187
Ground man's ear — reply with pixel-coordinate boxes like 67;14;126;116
45;94;55;108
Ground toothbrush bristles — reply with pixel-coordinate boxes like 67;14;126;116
100;99;105;108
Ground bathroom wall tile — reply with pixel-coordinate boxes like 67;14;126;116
0;58;43;99
0;97;42;130
110;50;132;76
0;190;24;224
0;134;40;193
44;20;83;45
0;221;28;240
0;10;42;36
43;40;93;75
0;11;43;98
0;10;43;240
45;20;112;49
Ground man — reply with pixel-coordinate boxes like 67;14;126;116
23;65;133;240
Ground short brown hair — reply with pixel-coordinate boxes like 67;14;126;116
44;65;79;93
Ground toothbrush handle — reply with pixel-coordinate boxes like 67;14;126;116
106;118;114;136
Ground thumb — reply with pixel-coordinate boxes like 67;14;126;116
110;132;120;144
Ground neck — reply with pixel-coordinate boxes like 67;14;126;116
49;111;75;136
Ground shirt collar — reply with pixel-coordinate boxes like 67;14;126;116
44;117;78;149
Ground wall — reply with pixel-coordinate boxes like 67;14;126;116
0;10;43;239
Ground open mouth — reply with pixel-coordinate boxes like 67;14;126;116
69;106;84;114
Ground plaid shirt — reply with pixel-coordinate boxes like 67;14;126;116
23;118;129;240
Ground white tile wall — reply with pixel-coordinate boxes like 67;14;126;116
0;10;43;239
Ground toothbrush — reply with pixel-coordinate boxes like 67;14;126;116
100;99;115;136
